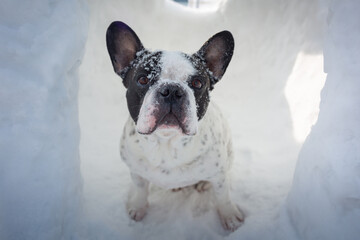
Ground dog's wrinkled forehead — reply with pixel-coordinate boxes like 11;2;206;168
131;50;197;84
160;51;196;82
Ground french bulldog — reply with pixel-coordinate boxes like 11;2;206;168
106;21;244;231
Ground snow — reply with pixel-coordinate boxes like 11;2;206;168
1;0;359;239
284;1;360;239
0;0;88;239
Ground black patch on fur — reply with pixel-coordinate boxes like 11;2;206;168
125;51;162;123
183;53;211;120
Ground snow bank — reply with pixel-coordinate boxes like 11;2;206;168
0;0;88;239
285;0;360;239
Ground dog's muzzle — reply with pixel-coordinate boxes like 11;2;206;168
136;82;197;136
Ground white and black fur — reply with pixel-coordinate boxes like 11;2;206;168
106;21;244;231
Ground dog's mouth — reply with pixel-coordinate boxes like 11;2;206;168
156;112;183;132
159;113;180;127
137;111;195;136
135;91;198;136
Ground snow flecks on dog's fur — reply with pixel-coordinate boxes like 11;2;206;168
136;51;199;136
132;50;163;83
185;53;217;90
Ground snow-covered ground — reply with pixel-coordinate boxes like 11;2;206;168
1;0;359;239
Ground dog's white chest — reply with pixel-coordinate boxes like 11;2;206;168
120;103;231;189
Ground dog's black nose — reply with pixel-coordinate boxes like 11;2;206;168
159;85;185;103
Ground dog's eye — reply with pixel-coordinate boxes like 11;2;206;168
191;79;202;89
137;76;149;85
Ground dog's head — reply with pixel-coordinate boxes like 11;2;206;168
106;21;234;136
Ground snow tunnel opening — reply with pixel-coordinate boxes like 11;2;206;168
284;51;327;143
172;0;223;11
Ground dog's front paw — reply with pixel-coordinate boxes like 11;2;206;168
217;204;244;232
127;202;148;221
127;196;148;221
128;205;148;221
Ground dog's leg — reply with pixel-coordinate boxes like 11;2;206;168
127;173;149;221
211;175;244;231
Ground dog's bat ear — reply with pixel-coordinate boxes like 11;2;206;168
106;21;144;86
197;31;234;86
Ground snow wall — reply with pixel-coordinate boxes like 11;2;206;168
285;1;360;239
0;0;88;239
